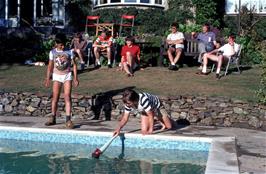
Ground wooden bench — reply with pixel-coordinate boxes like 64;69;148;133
159;38;199;66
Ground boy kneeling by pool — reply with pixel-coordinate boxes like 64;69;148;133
113;89;173;135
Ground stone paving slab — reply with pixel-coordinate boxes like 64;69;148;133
0;115;265;174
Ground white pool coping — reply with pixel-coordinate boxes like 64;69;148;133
0;126;239;174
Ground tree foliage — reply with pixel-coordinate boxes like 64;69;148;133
166;0;194;24
92;7;167;36
191;0;225;27
256;41;266;104
65;0;92;31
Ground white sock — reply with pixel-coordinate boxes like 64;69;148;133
108;60;111;65
97;60;101;65
216;68;220;74
202;66;207;73
171;63;175;66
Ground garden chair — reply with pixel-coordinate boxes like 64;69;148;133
85;16;100;35
211;45;242;76
119;15;135;37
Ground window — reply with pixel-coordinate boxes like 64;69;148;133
100;0;107;4
8;0;17;17
140;0;150;3
155;0;162;4
111;0;121;2
36;0;52;17
125;0;137;2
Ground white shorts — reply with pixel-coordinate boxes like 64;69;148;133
52;72;72;83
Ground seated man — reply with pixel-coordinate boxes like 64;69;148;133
119;36;140;77
198;34;240;79
70;33;87;70
194;23;217;69
166;22;185;71
93;29;113;68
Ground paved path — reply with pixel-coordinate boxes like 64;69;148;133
0;116;265;174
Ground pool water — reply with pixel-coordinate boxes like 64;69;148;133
0;139;208;174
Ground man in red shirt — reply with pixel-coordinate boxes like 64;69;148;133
93;29;113;68
120;36;140;76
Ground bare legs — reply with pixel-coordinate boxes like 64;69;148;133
51;80;72;119
168;47;182;66
93;47;112;66
75;49;85;64
122;51;136;76
202;53;224;74
141;111;172;135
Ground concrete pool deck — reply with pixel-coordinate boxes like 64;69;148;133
0;115;265;174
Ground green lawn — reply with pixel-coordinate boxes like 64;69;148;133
0;64;261;102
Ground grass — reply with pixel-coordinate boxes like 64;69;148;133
0;64;261;102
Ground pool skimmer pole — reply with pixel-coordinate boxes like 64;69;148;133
92;134;119;158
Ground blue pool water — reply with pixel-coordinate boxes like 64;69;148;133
0;128;210;174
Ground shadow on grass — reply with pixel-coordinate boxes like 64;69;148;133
219;65;252;78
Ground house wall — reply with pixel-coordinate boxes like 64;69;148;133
226;0;266;15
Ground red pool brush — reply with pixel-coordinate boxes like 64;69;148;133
92;134;118;158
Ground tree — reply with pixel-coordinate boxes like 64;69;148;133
166;0;194;25
65;0;93;31
191;0;225;27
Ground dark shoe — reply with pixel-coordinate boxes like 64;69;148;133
95;64;101;69
45;117;56;126
168;65;175;70
80;63;85;70
127;73;134;77
65;120;74;129
173;65;179;70
196;71;208;75
216;73;220;79
108;64;112;68
91;117;99;120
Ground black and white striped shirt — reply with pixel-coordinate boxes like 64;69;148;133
124;92;161;114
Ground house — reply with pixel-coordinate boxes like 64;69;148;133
0;0;66;28
225;0;266;15
92;0;166;9
1;0;265;28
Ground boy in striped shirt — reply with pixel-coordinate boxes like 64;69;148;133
113;89;172;135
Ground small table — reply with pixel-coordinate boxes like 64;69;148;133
96;23;114;36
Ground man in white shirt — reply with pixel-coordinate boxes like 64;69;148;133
166;23;185;70
198;35;240;79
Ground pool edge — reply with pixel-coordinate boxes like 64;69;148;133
0;125;239;174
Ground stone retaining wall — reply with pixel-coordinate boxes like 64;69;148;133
0;92;265;130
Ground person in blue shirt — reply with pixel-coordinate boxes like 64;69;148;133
193;24;217;69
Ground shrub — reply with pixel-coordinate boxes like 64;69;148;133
256;41;266;104
191;0;225;27
35;38;55;63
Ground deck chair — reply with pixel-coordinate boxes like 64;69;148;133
85;16;100;35
211;45;242;76
119;15;135;37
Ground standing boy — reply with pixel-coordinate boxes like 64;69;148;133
44;33;79;129
113;89;172;135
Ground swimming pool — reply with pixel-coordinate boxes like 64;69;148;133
0;126;239;174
